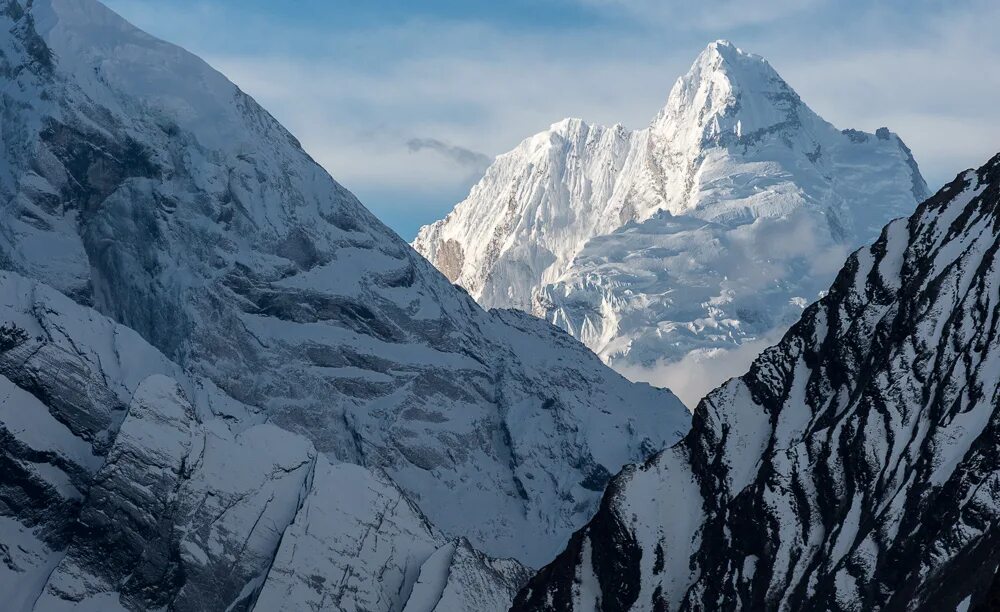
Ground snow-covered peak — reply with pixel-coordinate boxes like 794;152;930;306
414;41;927;401
511;117;629;164
548;116;589;133
680;39;776;93
663;39;781;114
32;0;264;153
650;39;822;167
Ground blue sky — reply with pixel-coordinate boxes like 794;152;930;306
104;0;1000;239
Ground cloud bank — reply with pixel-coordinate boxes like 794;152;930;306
618;331;787;409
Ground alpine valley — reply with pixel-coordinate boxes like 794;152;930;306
0;0;692;608
414;40;929;406
1;1;997;612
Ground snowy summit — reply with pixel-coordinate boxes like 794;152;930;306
414;40;928;405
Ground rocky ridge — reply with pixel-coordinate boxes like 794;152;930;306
512;152;1000;611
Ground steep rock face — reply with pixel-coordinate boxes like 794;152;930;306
0;0;688;565
0;271;527;611
414;41;927;404
512;153;1000;610
252;464;531;612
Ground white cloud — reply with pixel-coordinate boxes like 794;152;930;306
579;0;826;30
618;330;787;409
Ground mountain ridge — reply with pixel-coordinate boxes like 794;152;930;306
0;0;688;571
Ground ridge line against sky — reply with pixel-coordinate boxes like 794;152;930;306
103;0;1000;239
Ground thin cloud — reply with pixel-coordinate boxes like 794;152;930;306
578;0;826;30
407;138;492;174
618;330;787;409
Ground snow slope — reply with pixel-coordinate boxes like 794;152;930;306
512;152;1000;611
0;271;528;611
414;40;928;405
0;0;688;566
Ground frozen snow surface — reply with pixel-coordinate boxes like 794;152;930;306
512;153;1000;610
414;40;928;405
0;0;691;608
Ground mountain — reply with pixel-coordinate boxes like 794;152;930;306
0;270;529;611
511;152;1000;611
0;0;688;572
413;40;928;405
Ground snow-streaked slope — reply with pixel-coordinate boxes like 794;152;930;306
400;539;530;612
512;153;1000;611
0;270;528;611
0;0;688;566
414;40;927;405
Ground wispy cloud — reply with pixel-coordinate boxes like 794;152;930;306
578;0;826;30
618;330;787;408
407;138;492;175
